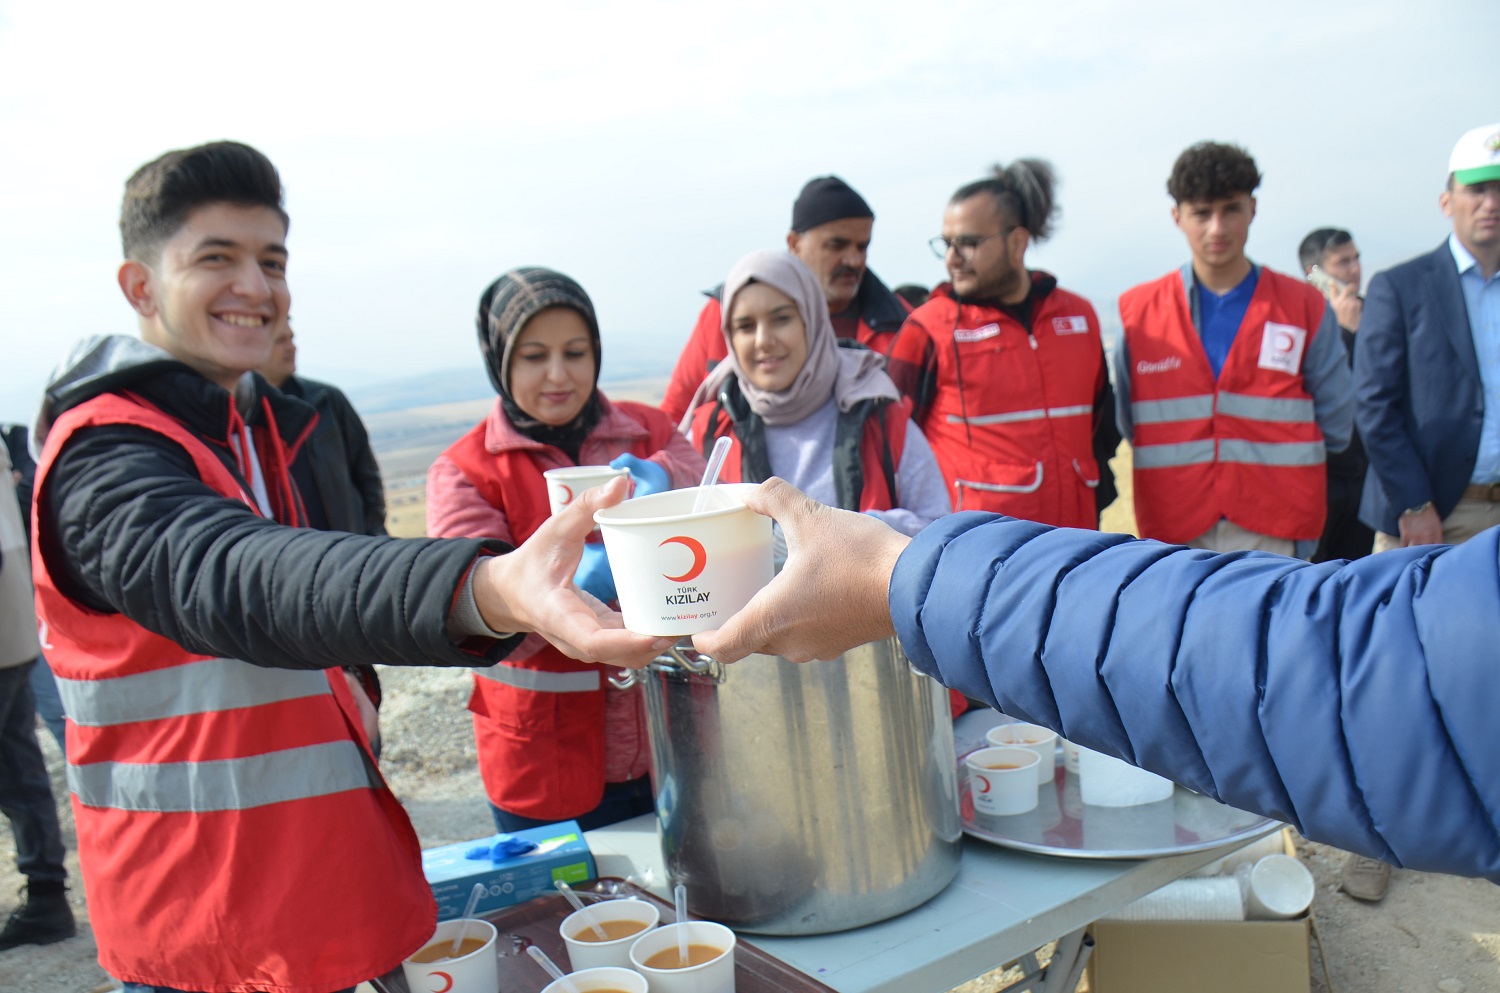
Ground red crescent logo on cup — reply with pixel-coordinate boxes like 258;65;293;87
429;971;454;993
555;483;574;505
660;535;708;582
977;775;992;794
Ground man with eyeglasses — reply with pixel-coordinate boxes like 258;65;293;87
885;160;1119;527
660;175;910;422
1114;141;1352;557
1355;122;1500;552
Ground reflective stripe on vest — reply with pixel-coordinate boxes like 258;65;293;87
1220;439;1326;466
1133;440;1217;468
1130;395;1215;425
947;403;1093;426
69;740;373;812
476;663;600;693
1216;392;1316;423
55;660;331;727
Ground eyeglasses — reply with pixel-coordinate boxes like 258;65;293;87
929;226;1016;260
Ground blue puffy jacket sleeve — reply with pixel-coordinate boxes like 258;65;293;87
892;513;1500;882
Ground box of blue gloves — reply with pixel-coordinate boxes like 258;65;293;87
422;821;596;919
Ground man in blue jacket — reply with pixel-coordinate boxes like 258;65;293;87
692;477;1500;886
1355;122;1500;549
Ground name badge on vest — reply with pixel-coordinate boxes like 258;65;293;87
1257;322;1307;374
1051;315;1090;335
954;323;1001;343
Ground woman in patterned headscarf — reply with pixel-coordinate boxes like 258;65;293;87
428;267;704;832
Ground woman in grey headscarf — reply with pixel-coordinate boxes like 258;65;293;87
427;266;705;833
682;250;950;537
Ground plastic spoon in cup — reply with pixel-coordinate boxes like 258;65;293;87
526;945;582;993
673;881;690;967
450;881;486;956
555;879;609;940
690;436;733;514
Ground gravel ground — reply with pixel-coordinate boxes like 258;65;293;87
4;670;1497;992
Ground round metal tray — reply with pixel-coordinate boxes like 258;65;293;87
955;711;1279;860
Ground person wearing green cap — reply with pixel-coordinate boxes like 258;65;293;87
1354;121;1500;551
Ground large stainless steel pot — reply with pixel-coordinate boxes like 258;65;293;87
620;638;961;934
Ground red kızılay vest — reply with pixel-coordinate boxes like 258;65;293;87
441;400;676;821
908;288;1105;528
685;391;909;512
31;392;433;993
1120;267;1329;543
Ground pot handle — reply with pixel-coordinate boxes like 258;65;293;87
608;641;720;689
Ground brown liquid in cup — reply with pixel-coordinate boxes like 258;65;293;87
981;762;1022;769
408;934;488;962
573;918;648;942
643;943;724;969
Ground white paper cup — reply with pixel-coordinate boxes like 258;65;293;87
965;746;1040;816
629;920;737;993
542;966;649;993
595;484;773;636
1077;747;1175;807
986;723;1058;786
402;918;499;993
1241;854;1315;919
1061;738;1081;776
561;897;660;972
544;465;632;517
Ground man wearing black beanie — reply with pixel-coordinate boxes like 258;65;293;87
660;175;912;421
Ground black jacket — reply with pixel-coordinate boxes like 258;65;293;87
278;374;388;535
35;336;516;671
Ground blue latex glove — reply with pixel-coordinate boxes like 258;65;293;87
609;453;670;498
465;835;537;861
574;542;617;603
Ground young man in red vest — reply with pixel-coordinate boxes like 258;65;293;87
660;175;910;422
1115;142;1353;556
29;141;666;993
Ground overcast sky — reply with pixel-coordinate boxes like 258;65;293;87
1;0;1496;425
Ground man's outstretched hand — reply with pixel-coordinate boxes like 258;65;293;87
692;478;908;663
472;476;673;669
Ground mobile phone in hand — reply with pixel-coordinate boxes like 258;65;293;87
1307;266;1346;299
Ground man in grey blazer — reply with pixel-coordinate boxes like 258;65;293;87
1355;122;1500;550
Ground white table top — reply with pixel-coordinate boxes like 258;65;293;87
588;812;1265;993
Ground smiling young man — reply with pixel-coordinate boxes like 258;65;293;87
885;160;1119;528
29;141;667;993
659;175;911;422
1114;142;1352;556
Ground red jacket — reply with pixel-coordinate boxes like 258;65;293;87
1120;268;1330;543
660;274;910;423
33;392;433;993
887;281;1110;528
429;394;705;819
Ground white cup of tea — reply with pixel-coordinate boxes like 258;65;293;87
595;484;773;636
966;746;1040;816
628;920;737;993
401;918;499;993
541;965;649;993
544;465;632;517
561;897;660;972
986;722;1058;786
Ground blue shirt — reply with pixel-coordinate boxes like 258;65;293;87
1450;234;1500;483
1193;267;1260;378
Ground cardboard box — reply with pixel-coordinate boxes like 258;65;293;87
422;821;596;920
1087;830;1312;993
